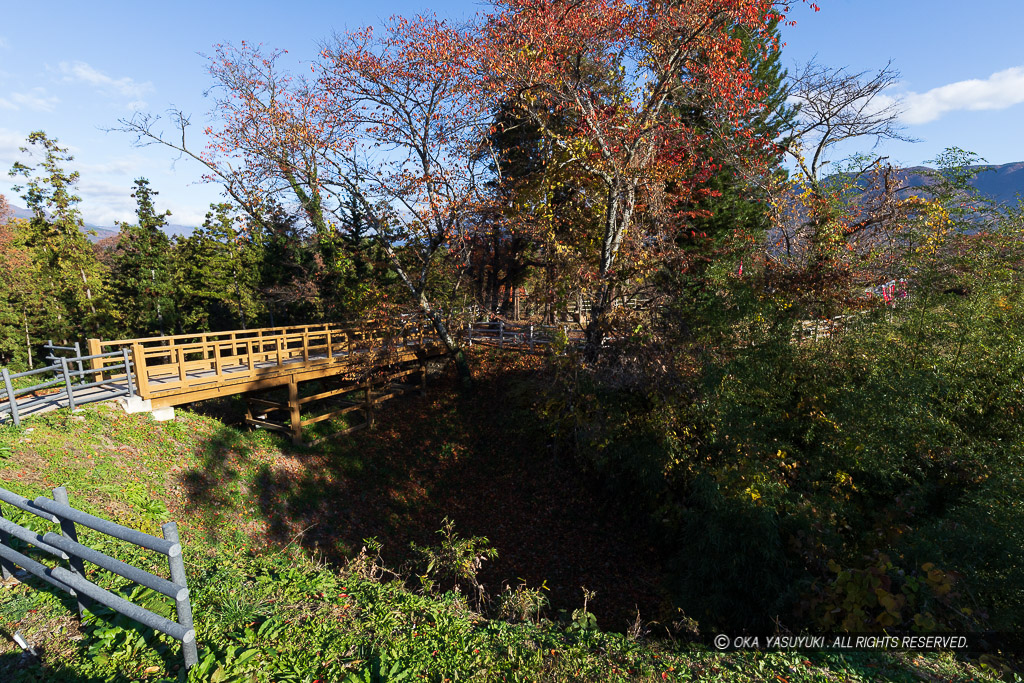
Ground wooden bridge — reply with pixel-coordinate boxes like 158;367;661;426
84;316;445;445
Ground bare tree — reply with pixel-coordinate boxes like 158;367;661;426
116;19;489;381
779;60;919;270
787;59;913;186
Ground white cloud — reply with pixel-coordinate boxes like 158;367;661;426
58;60;153;99
79;156;148;176
0;37;8;50
0;128;25;157
894;66;1024;125
11;88;59;112
0;88;59;112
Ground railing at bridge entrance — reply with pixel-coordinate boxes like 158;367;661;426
85;316;443;444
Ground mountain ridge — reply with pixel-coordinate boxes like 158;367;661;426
3;202;193;242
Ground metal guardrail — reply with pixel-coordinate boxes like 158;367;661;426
0;485;197;670
0;348;136;426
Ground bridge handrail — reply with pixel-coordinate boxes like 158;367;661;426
93;316;421;353
2;349;135;426
115;316;435;401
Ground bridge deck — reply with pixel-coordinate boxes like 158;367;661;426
86;317;445;443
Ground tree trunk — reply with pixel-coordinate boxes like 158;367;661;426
23;309;33;369
375;240;472;385
423;307;471;386
582;284;612;362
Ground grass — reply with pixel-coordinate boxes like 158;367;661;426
0;349;1011;681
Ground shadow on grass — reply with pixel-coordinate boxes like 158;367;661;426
179;351;667;630
0;573;189;683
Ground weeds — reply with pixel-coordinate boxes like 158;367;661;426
409;517;498;610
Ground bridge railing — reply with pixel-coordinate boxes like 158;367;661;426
464;321;567;351
90;316;435;401
1;349;135;426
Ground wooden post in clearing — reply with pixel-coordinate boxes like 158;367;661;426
288;378;302;445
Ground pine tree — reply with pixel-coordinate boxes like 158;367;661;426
9;131;112;341
172;203;260;331
110;178;176;336
668;17;796;332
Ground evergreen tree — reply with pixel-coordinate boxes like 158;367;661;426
9;131;112;341
667;17;797;333
0;197;40;368
249;203;318;326
110;178;176;336
686;16;794;245
172;203;260;331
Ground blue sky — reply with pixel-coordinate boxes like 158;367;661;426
1;0;1021;228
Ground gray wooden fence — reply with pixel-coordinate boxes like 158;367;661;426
0;485;197;669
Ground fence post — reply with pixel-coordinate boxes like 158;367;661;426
529;325;534;352
499;321;504;349
0;502;13;580
51;486;89;616
122;348;136;398
467;323;472;347
162;522;198;670
59;358;76;411
131;344;150;399
74;341;84;378
86;339;103;383
2;368;19;428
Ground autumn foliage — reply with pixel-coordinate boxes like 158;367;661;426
479;0;813;350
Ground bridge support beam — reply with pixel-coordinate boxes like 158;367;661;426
287;379;302;446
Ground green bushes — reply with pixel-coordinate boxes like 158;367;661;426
540;220;1024;638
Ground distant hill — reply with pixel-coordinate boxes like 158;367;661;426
4;202;193;242
899;161;1024;207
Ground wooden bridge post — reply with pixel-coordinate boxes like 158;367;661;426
131;344;150;399
363;377;375;431
87;338;103;383
287;378;302;446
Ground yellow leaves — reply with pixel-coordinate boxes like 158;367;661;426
832;470;856;497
